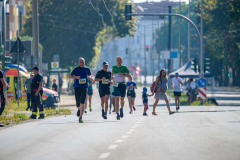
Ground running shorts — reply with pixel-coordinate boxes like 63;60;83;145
74;87;87;107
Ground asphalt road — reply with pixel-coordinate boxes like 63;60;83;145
0;87;240;160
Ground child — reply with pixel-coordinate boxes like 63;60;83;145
142;87;153;116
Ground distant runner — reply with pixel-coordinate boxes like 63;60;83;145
112;57;132;120
126;79;137;114
69;57;92;123
172;73;183;112
95;62;112;119
84;79;94;113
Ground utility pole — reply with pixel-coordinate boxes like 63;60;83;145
157;17;160;74
200;0;204;78
168;6;172;73
32;0;39;69
152;19;155;83
188;0;191;61
178;0;182;67
144;26;147;85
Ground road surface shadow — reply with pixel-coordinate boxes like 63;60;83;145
83;120;118;123
177;110;240;113
226;121;240;123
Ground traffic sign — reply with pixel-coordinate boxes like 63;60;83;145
171;51;178;58
198;78;207;87
51;62;59;69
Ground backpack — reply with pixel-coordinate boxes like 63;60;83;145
150;77;162;93
150;81;157;93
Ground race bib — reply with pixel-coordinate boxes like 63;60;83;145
79;78;86;84
129;87;133;90
102;79;110;84
174;86;179;90
113;82;119;87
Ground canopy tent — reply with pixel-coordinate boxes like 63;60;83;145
169;61;213;78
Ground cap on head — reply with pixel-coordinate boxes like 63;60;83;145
32;67;39;71
175;73;179;76
103;62;109;66
143;87;147;93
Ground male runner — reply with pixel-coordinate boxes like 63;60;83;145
171;72;183;112
95;62;112;119
112;57;132;120
69;57;92;123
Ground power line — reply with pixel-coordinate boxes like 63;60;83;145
89;0;106;28
102;0;115;29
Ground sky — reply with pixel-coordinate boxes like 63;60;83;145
133;0;189;4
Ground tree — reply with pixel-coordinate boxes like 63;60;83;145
22;0;137;68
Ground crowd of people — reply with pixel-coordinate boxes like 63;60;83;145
0;56;186;122
69;56;185;123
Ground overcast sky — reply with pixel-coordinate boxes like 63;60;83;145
133;0;189;4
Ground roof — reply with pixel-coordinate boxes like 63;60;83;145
169;61;213;78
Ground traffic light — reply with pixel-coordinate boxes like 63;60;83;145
204;58;210;72
0;55;12;72
125;5;132;20
146;45;149;52
191;58;198;73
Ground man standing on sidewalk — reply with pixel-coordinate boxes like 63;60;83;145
30;67;44;119
69;57;92;123
24;74;33;111
0;70;10;116
172;73;184;112
112;57;132;120
94;62;112;119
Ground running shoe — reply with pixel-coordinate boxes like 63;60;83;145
102;109;104;117
109;110;111;114
89;107;92;112
177;105;180;111
133;106;136;111
77;110;80;117
103;114;107;119
79;117;83;123
84;110;87;114
112;109;115;112
117;115;120;120
120;108;124;118
143;112;148;116
129;110;133;114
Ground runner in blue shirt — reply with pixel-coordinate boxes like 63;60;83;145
126;80;137;114
69;57;92;123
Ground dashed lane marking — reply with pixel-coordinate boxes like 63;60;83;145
115;139;123;143
126;132;132;135
98;153;110;159
121;135;129;138
108;144;118;150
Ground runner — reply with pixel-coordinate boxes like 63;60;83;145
152;69;174;115
109;84;116;114
94;62;112;119
112;56;132;120
171;72;183;112
69;57;92;123
84;79;94;113
126;79;137;114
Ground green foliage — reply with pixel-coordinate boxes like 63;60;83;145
22;0;137;68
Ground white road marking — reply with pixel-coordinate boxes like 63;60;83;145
131;126;137;129
108;144;118;150
121;135;129;138
129;129;135;132
126;132;132;135
115;139;123;143
98;153;110;159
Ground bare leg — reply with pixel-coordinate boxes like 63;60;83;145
152;99;159;114
165;99;174;115
120;97;125;109
112;97;115;111
80;103;84;117
127;96;132;111
84;94;88;111
175;96;178;107
89;95;92;108
115;96;120;114
104;95;110;113
177;97;180;106
132;97;136;110
100;97;105;110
